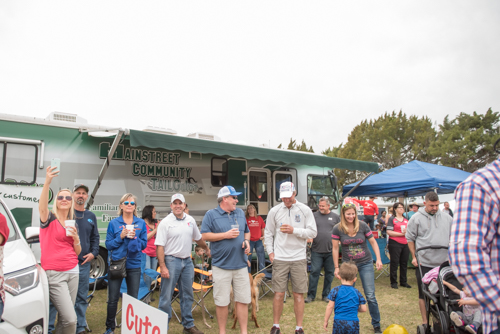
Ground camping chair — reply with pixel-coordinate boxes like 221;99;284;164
258;260;274;300
368;237;390;279
115;269;160;327
169;268;214;326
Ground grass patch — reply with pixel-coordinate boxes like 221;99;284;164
85;268;421;334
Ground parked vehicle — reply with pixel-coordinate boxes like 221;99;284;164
0;112;378;286
0;198;49;334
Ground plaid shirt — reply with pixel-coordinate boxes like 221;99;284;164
449;159;500;334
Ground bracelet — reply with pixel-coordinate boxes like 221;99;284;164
74;241;81;246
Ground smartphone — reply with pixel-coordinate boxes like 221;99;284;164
51;158;61;173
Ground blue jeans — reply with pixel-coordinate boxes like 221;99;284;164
158;255;195;329
142;253;158;288
354;260;381;328
248;240;265;273
105;267;141;331
307;251;334;300
48;263;91;334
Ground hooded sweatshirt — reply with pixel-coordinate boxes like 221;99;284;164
264;201;317;261
405;206;452;267
105;215;148;269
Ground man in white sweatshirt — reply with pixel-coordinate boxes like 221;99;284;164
264;182;317;334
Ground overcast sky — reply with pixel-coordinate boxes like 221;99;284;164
1;1;499;153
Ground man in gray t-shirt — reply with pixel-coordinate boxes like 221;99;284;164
305;198;340;303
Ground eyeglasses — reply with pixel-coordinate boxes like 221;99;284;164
57;196;72;201
397;206;404;209
342;203;356;208
123;201;136;206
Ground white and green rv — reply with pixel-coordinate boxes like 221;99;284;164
0;112;378;281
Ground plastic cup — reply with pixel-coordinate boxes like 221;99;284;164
231;224;239;235
66;220;76;236
280;223;288;232
401;225;406;234
126;225;135;238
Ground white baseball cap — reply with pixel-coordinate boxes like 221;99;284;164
217;185;242;199
171;193;186;204
279;181;295;199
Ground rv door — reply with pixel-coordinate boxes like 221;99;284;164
247;169;271;216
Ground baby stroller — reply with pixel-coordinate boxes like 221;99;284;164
415;246;482;334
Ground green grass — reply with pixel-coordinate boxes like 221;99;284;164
85;268;422;334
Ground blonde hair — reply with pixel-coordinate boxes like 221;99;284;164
246;204;257;219
117;193;138;216
339;204;360;235
51;189;74;222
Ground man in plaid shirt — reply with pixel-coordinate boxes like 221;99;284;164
449;158;500;334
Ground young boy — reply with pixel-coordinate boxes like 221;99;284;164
193;245;210;283
324;262;367;334
443;280;482;334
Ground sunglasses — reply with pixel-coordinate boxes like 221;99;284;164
226;196;238;200
123;201;136;206
342;203;356;208
57;196;72;201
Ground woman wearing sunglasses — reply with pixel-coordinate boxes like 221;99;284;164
104;194;148;334
332;203;384;334
39;166;81;334
386;202;411;289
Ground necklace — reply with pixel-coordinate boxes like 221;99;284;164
74;210;84;219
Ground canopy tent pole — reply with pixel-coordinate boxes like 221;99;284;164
332;172;375;207
85;129;127;209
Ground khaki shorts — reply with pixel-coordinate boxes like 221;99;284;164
272;259;308;293
212;266;251;306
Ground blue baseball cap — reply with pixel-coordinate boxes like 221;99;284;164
217;186;242;199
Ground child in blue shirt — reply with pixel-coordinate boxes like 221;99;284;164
324;262;367;334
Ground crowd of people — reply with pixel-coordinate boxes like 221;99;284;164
13;155;497;334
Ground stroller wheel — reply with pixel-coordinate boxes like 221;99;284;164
417;324;427;334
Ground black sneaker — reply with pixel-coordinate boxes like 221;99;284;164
295;328;304;334
374;326;382;333
270;326;281;334
400;283;412;288
391;283;398;289
304;297;314;303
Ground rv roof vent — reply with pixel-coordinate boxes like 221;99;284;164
46;112;88;124
143;126;177;135
187;132;221;141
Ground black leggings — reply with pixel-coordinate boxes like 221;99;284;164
388;239;409;285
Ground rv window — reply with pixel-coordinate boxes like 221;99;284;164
211;157;227;187
1;143;37;185
274;173;293;202
307;174;338;209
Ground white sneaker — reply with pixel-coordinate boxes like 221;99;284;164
450;312;465;327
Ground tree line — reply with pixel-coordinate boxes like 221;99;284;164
281;108;499;189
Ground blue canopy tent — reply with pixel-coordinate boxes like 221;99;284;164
342;160;471;197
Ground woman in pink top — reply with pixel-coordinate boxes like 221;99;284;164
141;205;158;287
39;166;81;334
386;202;410;290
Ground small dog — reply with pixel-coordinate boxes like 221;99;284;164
231;273;265;329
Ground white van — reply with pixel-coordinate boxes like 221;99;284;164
0;199;49;334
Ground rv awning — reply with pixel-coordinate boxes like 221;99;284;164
129;130;379;172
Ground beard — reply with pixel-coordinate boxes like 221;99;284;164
76;198;85;205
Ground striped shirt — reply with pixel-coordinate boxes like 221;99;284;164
449;159;500;334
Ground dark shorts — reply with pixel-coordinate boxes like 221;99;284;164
415;265;434;299
332;319;359;334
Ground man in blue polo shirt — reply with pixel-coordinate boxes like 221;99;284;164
201;186;251;334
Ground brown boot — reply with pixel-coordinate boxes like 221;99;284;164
183;325;204;334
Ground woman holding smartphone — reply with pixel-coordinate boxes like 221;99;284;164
39;166;81;334
104;194;147;334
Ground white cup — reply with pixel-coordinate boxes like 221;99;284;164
231;224;239;235
66;220;76;236
126;225;135;238
401;225;406;234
